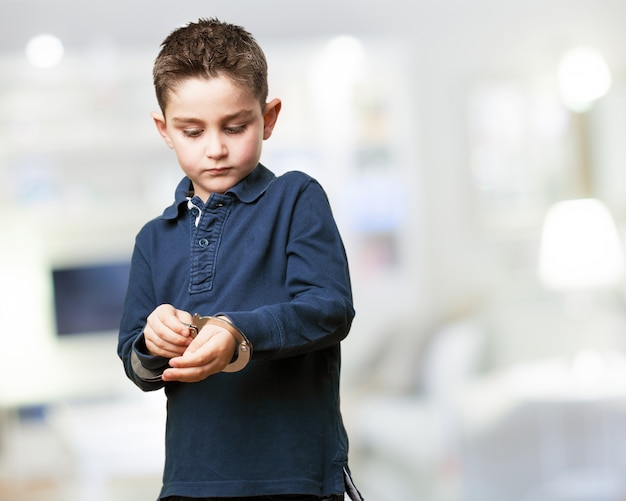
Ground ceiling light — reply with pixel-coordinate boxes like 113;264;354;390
25;34;64;69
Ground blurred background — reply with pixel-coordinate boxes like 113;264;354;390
3;0;626;500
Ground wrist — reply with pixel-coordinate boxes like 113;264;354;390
189;314;252;372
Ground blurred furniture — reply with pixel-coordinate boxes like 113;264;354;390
47;393;166;501
461;353;626;501
349;318;484;501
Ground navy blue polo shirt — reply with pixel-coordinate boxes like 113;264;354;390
118;164;355;498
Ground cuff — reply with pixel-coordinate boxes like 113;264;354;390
131;335;170;382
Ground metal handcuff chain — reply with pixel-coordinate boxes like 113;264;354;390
184;314;252;372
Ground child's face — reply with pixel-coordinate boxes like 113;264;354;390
152;75;281;201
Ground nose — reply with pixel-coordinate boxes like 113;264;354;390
204;131;227;159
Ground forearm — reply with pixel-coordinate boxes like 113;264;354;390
223;288;354;360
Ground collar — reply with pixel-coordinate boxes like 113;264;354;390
161;164;275;221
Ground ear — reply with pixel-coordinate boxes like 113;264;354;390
151;111;174;149
262;98;282;140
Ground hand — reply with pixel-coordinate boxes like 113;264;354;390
144;304;193;358
162;320;237;383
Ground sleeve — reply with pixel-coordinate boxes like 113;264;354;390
222;178;355;359
117;235;169;391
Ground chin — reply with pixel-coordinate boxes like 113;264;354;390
208;180;238;195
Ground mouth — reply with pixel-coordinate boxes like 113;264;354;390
206;167;231;175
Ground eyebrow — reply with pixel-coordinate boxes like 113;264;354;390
171;109;256;125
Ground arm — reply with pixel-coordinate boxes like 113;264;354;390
117;243;172;391
222;178;355;359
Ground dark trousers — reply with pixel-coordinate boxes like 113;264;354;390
163;496;344;500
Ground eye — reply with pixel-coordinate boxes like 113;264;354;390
224;124;247;135
183;129;203;138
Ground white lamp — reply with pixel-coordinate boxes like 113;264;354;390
538;198;624;290
558;47;612;113
541;49;623;290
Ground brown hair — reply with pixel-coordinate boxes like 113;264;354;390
153;18;268;113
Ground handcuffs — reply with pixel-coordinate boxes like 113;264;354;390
132;314;252;382
183;314;252;373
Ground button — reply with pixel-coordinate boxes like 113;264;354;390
191;208;200;217
198;238;210;247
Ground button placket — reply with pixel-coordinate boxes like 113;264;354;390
188;194;232;294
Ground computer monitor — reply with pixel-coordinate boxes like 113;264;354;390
51;260;131;336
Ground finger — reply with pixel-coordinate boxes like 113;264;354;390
149;314;194;343
162;315;193;337
176;328;235;363
144;325;192;357
168;348;219;369
162;364;219;383
174;309;193;326
146;323;191;346
145;338;187;359
150;304;192;336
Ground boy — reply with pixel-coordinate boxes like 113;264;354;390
117;18;362;501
